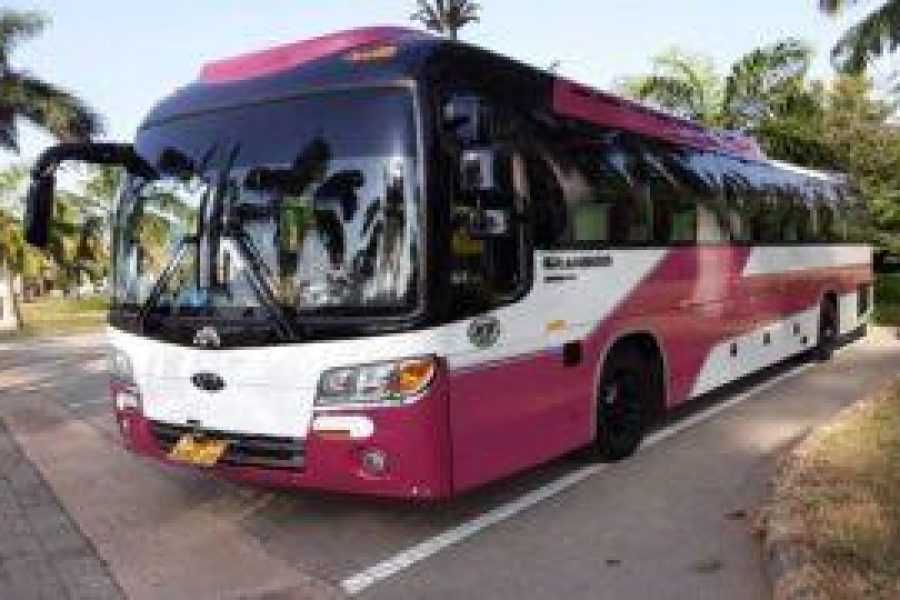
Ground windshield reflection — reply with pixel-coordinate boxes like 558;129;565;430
112;88;421;339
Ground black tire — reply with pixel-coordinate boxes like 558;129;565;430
814;295;839;361
590;346;649;462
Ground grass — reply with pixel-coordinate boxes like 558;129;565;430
760;383;900;599
875;274;900;326
0;295;109;340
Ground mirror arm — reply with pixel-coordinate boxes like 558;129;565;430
32;142;155;180
25;142;155;249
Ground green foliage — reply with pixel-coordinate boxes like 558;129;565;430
619;43;900;249
823;76;900;243
820;0;900;73
410;0;480;40
721;39;814;130
619;39;834;163
618;49;722;124
0;9;102;152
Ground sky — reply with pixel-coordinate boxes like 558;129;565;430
2;0;883;168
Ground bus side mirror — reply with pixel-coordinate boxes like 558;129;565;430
24;173;55;248
23;141;154;249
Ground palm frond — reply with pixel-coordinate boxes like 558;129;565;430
819;0;860;16
410;0;480;40
410;0;443;33
627;74;707;120
831;0;900;73
0;10;47;66
619;49;720;123
723;38;812;128
0;73;103;149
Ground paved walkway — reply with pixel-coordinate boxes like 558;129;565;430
0;420;123;600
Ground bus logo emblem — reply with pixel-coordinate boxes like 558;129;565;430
193;327;221;349
191;372;226;393
468;317;501;349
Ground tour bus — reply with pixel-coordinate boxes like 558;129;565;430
24;27;872;499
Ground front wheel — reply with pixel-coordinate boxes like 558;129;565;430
589;347;649;462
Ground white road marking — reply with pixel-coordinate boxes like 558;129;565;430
340;464;606;595
340;360;817;596
66;398;111;410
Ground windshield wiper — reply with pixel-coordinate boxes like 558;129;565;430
223;236;297;340
138;235;195;326
211;144;297;342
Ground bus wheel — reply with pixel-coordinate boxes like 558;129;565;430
814;295;839;361
591;346;647;461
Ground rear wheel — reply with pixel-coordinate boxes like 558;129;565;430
815;295;839;361
590;346;650;462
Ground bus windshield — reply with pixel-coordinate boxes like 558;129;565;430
112;87;421;339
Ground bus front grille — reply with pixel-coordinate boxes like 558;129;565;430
149;421;305;470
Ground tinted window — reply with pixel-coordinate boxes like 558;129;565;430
116;88;422;325
783;198;814;242
817;204;842;242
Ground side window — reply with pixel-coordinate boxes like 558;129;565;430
782;195;811;243
725;186;752;242
791;199;815;242
835;205;849;241
525;154;569;248
845;198;871;243
754;192;784;243
621;186;654;244
448;148;528;315
697;204;728;243
442;95;531;319
817;204;841;242
652;189;696;243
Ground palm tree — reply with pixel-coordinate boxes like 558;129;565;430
619;39;813;131
619;39;833;167
721;39;813;130
0;166;25;327
618;49;722;125
820;0;900;73
410;0;480;41
0;10;102;152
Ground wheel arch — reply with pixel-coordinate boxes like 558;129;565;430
595;329;669;422
820;288;840;329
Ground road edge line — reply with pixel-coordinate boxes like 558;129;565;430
340;359;818;595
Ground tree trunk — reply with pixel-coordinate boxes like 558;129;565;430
1;264;22;331
12;289;23;331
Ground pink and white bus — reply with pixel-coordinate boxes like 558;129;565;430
25;27;872;499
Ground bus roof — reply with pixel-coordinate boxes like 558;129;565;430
198;26;433;84
191;26;765;162
765;159;847;184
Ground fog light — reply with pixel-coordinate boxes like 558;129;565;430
114;387;141;412
361;449;388;476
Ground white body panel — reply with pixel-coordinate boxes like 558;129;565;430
110;245;870;438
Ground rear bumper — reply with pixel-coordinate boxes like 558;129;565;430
113;374;453;500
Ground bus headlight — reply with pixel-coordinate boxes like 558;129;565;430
316;356;437;408
108;348;135;386
108;348;142;412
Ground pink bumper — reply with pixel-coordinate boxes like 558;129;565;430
113;374;453;500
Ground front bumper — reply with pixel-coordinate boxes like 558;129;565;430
113;373;453;500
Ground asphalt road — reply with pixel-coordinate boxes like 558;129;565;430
0;330;897;600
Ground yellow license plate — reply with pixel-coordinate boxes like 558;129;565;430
168;435;229;467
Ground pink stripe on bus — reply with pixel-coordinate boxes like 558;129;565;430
199;26;424;84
